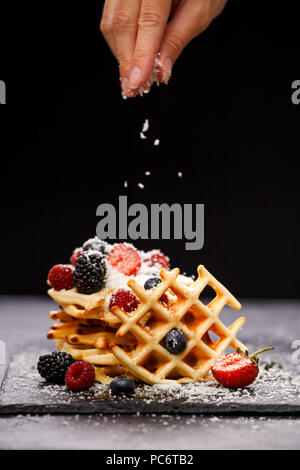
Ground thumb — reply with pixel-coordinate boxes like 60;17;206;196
158;0;217;84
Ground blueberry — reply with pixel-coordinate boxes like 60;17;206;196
164;329;187;354
144;276;161;290
110;376;135;396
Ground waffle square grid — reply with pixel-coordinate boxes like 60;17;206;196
110;265;247;384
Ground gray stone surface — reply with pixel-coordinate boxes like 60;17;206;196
0;296;300;449
1;414;300;450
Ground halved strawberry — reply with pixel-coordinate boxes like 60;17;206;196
144;251;170;270
108;244;141;276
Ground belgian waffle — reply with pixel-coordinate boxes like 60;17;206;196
110;266;247;384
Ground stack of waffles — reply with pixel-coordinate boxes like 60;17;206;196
47;239;247;385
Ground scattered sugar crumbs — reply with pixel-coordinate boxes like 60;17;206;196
1;352;299;408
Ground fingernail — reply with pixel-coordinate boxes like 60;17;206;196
142;83;152;94
121;77;130;97
129;67;142;88
163;58;172;84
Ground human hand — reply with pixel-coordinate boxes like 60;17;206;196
100;0;227;98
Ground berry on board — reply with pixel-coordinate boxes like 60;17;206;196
211;347;274;388
37;351;75;384
65;361;95;391
110;376;135;396
48;264;74;291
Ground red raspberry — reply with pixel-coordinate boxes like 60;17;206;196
160;293;169;305
65;361;95;391
144;251;170;270
108;243;141;276
109;289;139;313
48;264;74;291
70;247;83;266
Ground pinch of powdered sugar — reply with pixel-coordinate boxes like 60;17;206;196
122;54;168;99
131;55;163;97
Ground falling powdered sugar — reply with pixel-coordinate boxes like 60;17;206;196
140;119;149;140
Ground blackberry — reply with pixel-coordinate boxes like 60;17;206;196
74;251;106;294
37;351;75;384
83;237;108;254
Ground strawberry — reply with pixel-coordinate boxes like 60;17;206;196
70;247;83;266
211;347;274;388
144;251;170;270
48;264;74;291
108;243;141;276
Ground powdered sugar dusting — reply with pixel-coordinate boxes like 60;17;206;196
102;246;176;307
132;55;163;97
1;353;299;410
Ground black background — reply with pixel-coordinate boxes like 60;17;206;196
0;0;299;297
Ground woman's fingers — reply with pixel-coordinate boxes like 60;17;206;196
128;0;172;90
159;0;227;83
100;0;228;97
113;0;141;97
100;0;119;59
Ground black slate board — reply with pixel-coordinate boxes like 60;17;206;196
1;349;300;416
